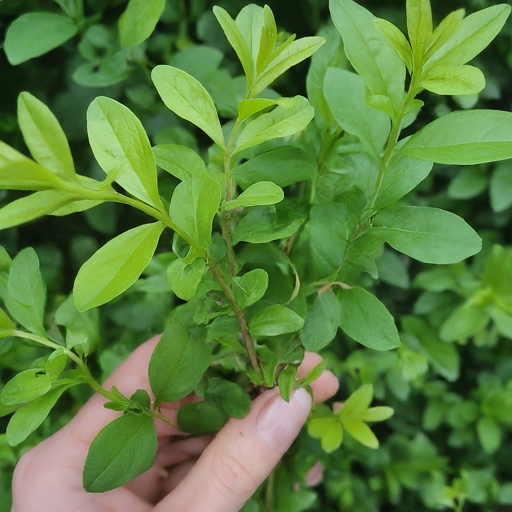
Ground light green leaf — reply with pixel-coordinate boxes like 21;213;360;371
74;222;165;311
83;413;157;493
167;258;206;301
5;248;46;337
232;269;268;308
222;182;284;211
205;377;251;419
427;4;511;68
278;365;297;403
153;144;206;181
353;406;394;422
400;347;428;380
477;416;502;455
149;320;211;405
256;5;278;73
235;5;265;62
238;98;278;121
329;0;406;113
440;303;490;341
341;417;379;449
18;92;75;177
169;174;221;252
234;96;314;154
374;19;413;72
372;206;482;264
421;65;485;95
177;401;229;436
301;290;340;352
5;13;78;65
119;0;165;48
490;307;512;339
341;384;374;416
338;287;400;351
424;9;465;62
249;305;304;337
0;306;15;334
490;162;512;213
1;370;52;406
87;97;161;207
308;416;343;452
406;0;433;64
324;68;390;156
152;66;225;148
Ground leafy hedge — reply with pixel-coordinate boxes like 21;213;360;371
1;0;512;511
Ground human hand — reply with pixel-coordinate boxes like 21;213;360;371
11;336;339;512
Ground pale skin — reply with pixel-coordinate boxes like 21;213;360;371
11;336;339;512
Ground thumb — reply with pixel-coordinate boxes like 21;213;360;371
155;387;312;512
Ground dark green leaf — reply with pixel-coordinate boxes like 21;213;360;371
278;365;297;402
249;305;305;337
232;269;268;308
1;370;52;406
301;291;340;351
177;401;230;435
205;377;251;419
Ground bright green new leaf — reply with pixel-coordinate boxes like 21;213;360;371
74;222;165;311
440;303;490;341
477;416;502;455
222;182;284;211
87;97;161;207
234;96;314;154
232;269;268;308
278;365;297;402
5;13;78;65
5;248;46;337
6;383;71;446
233;147;316;189
235;5;265;62
352;406;394;422
372;206;482;264
308;416;343;452
238;99;279;121
301;361;327;388
400;347;428;380
149;321;211;405
152;66;225;148
167;258;206;301
424;9;465;62
427;4;511;69
83;413;157;493
341;417;379;449
324;68;390;156
169;173;221;252
213;6;254;87
18;92;75;177
249;305;304;337
119;0;165;48
338;287;400;351
406;0;433;64
256;5;278;73
1;370;52;406
401;110;512;165
301;290;341;352
177;401;230;436
0;190;76;231
153;144;206;181
421;65;485;95
341;384;374;416
374;19;413;72
205;377;251;419
329;0;406;113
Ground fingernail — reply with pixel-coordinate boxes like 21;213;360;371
256;388;312;451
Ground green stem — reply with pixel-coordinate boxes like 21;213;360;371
149;409;179;429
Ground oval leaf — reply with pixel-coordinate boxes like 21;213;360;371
421;65;485;96
119;0;165;48
222;181;284;212
249;305;304;337
177;401;230;436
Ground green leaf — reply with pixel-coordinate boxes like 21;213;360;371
406;0;433;64
222;182;284;211
45;350;67;380
167;258;206;301
372;206;482;264
18;92;75;178
424;9;465;62
249;305;304;337
353;406;394;422
252;37;325;96
278;365;297;402
205;377;251;419
490;307;512;339
0;306;15;335
377;249;410;289
233;147;316;189
329;0;406;113
87;97;161;207
6;383;72;446
421;65;485;96
338;287;400;351
153;144;206;181
169;174;221;252
400;348;428;380
148;320;211;405
152;66;225;148
301;361;327;388
258;346;280;387
256;5;278;73
440;303;490;341
4;13;78;65
5;248;46;337
74;222;165;311
301;290;340;352
490;162;512;212
427;4;511;68
213;6;254;87
177;401;230;436
1;370;52;406
324;68;390;156
308;416;343;452
238;99;279;121
448;167;487;200
341;384;374;416
83;413;157;493
234;96;314;154
119;0;165;48
374;19;413;72
341;417;379;449
401;110;512;165
232;269;269;308
477;416;502;455
0;142;60;190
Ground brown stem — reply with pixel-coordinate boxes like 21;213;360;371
208;259;260;372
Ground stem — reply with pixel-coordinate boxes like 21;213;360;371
149;409;179;429
208;259;260;372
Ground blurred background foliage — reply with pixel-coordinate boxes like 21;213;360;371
1;0;512;510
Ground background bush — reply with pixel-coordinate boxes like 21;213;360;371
1;0;512;510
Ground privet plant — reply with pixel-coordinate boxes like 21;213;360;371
1;0;512;508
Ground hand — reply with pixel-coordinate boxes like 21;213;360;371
11;336;339;512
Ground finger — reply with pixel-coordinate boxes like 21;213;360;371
298;352;339;402
154;387;312;512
